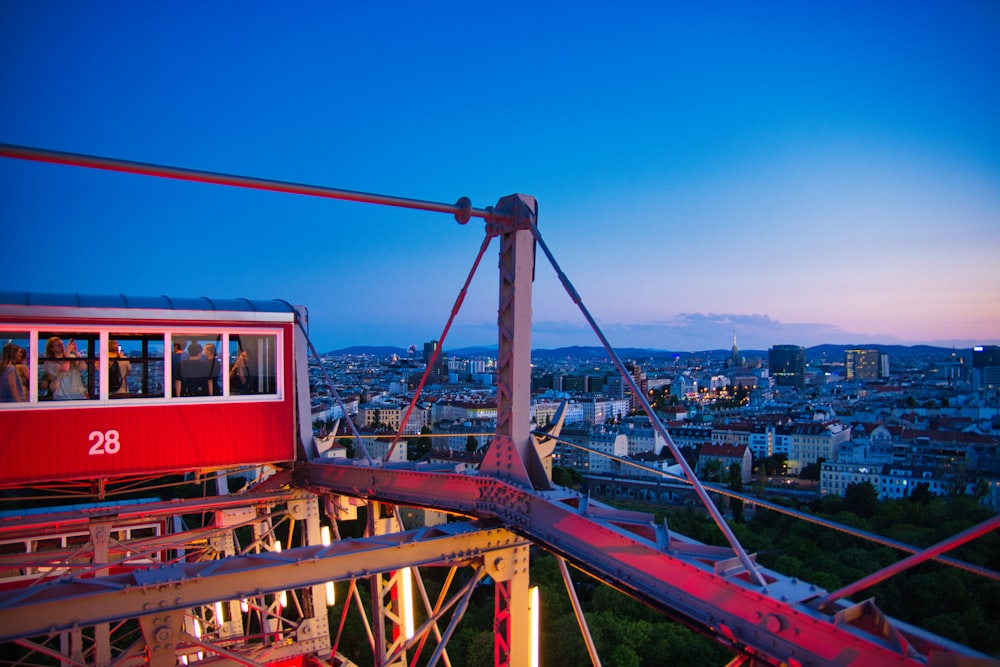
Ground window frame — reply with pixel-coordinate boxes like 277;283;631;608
108;332;166;399
0;324;284;409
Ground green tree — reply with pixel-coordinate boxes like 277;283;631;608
759;453;788;476
464;630;494;665
908;481;933;505
843;481;879;519
973;476;990;501
728;462;745;523
337;437;355;459
466;435;478;453
409;425;432;460
552;466;583;489
799;457;825;481
609;643;641;667
702;458;722;483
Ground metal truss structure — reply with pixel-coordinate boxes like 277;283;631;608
1;143;998;667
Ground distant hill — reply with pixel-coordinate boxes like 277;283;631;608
325;343;964;360
527;346;683;360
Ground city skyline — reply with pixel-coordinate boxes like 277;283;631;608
1;3;998;353
322;327;989;356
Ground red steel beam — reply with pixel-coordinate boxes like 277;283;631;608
0;143;498;225
305;460;996;667
819;513;1000;608
0;489;298;537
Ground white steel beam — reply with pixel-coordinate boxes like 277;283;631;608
0;521;527;643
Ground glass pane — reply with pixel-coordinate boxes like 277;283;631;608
0;333;29;403
38;333;97;401
174;335;222;397
229;334;277;395
110;334;165;398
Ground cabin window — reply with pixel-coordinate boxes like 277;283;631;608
0;332;30;403
171;334;223;398
1;325;282;406
109;333;165;399
38;332;99;401
229;333;278;395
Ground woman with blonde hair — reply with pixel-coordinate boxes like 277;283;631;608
43;336;87;400
0;342;26;402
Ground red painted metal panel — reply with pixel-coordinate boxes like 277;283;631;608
0;312;299;486
0;399;294;486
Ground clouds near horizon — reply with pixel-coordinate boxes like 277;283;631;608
527;312;988;353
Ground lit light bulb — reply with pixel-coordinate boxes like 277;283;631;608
529;586;540;667
322;526;336;606
401;567;414;640
325;581;336;606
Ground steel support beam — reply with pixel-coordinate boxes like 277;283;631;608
490;544;530;667
479;194;550;491
0;489;299;538
819;513;1000;608
304;460;995;667
0;520;527;643
557;556;602;667
0;143;499;226
366;502;411;666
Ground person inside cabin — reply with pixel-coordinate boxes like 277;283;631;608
179;342;211;396
172;342;184;397
43;336;87;400
108;339;131;397
15;346;29;397
0;343;26;402
202;343;221;396
230;348;251;394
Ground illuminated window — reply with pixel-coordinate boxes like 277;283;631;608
229;334;278;395
0;332;29;403
172;334;222;397
109;334;165;399
38;332;98;401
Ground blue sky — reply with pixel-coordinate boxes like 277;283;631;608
2;2;998;352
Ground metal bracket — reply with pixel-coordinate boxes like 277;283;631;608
485;193;537;237
139;612;183;667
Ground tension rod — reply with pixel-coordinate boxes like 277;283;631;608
0;142;497;225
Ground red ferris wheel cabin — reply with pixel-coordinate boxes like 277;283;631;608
0;292;313;488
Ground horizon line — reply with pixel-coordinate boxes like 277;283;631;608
321;341;992;355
